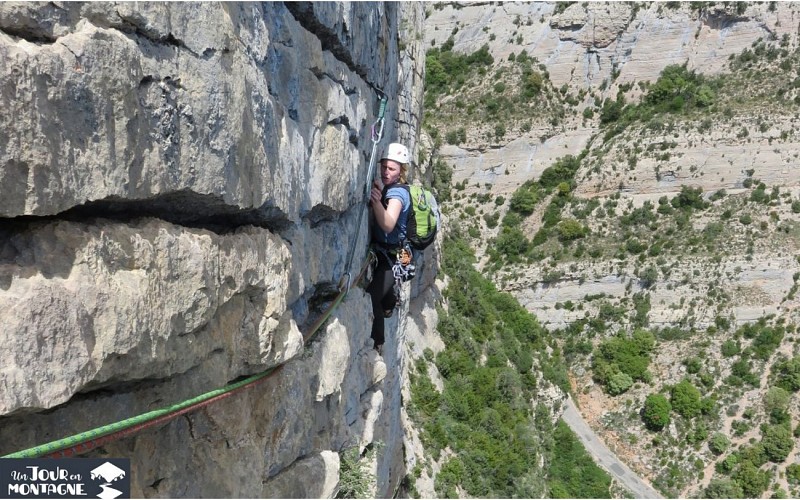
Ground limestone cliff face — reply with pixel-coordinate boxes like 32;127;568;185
426;1;794;200
0;2;428;498
425;1;800;330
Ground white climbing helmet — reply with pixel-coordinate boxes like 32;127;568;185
381;142;410;164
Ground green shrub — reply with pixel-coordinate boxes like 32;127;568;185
670;379;702;418
643;393;672;431
547;420;611;498
716;453;739;474
743;323;784;360
483;211;500;229
620;201;657;226
671;185;709;211
729;358;759;386
539;155;582;192
644;64;715;111
532;228;549;247
607;371;634;396
434;457;464;498
721;339;740;357
732;460;770;498
445;127;467;145
336;448;373;498
600;97;626;124
494;123;506;140
495;226;529;263
626;238;648;254
542;201;564;227
703;478;743;499
762;424;792;462
637;266;659;288
593;329;655;391
509;182;540;215
432;157;453;201
708;432;730;455
764;386;791;423
787;463;800;484
556;219;587;241
683;356;702;374
774;356;800;392
521;71;545;100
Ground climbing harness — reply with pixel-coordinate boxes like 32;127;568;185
388;243;415;311
392;244;415;284
341;90;388;294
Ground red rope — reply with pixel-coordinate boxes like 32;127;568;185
46;365;285;458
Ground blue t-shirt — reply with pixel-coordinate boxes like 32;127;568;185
374;184;411;246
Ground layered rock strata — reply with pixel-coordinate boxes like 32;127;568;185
0;2;427;497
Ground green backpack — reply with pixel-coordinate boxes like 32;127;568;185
403;184;440;250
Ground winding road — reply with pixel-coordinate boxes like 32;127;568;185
561;397;664;499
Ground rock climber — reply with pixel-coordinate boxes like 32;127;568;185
366;142;412;354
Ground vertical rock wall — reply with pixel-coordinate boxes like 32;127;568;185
0;2;427;497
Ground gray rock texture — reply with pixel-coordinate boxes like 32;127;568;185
0;2;428;498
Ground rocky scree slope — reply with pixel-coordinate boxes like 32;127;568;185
424;2;800;498
0;2;429;498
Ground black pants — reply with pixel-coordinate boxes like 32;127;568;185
366;251;397;347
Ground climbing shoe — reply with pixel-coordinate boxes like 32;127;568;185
384;308;394;318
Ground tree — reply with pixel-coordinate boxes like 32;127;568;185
592;329;655;392
787;463;800;484
538;155;581;191
556;219;587;242
607;371;634;396
435;457;465;498
637;266;659;288
763;386;791;424
509;183;539;215
642;393;671;431
547;421;612;498
704;478;743;499
671;379;702;418
336;448;372;499
762;424;793;463
708;432;730;455
774;356;800;392
495;226;529;262
732;460;770;498
670;185;708;211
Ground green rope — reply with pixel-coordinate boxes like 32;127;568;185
2;369;276;459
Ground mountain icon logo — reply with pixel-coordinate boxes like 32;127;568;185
90;462;126;499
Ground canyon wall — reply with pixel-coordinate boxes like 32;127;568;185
0;2;428;497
